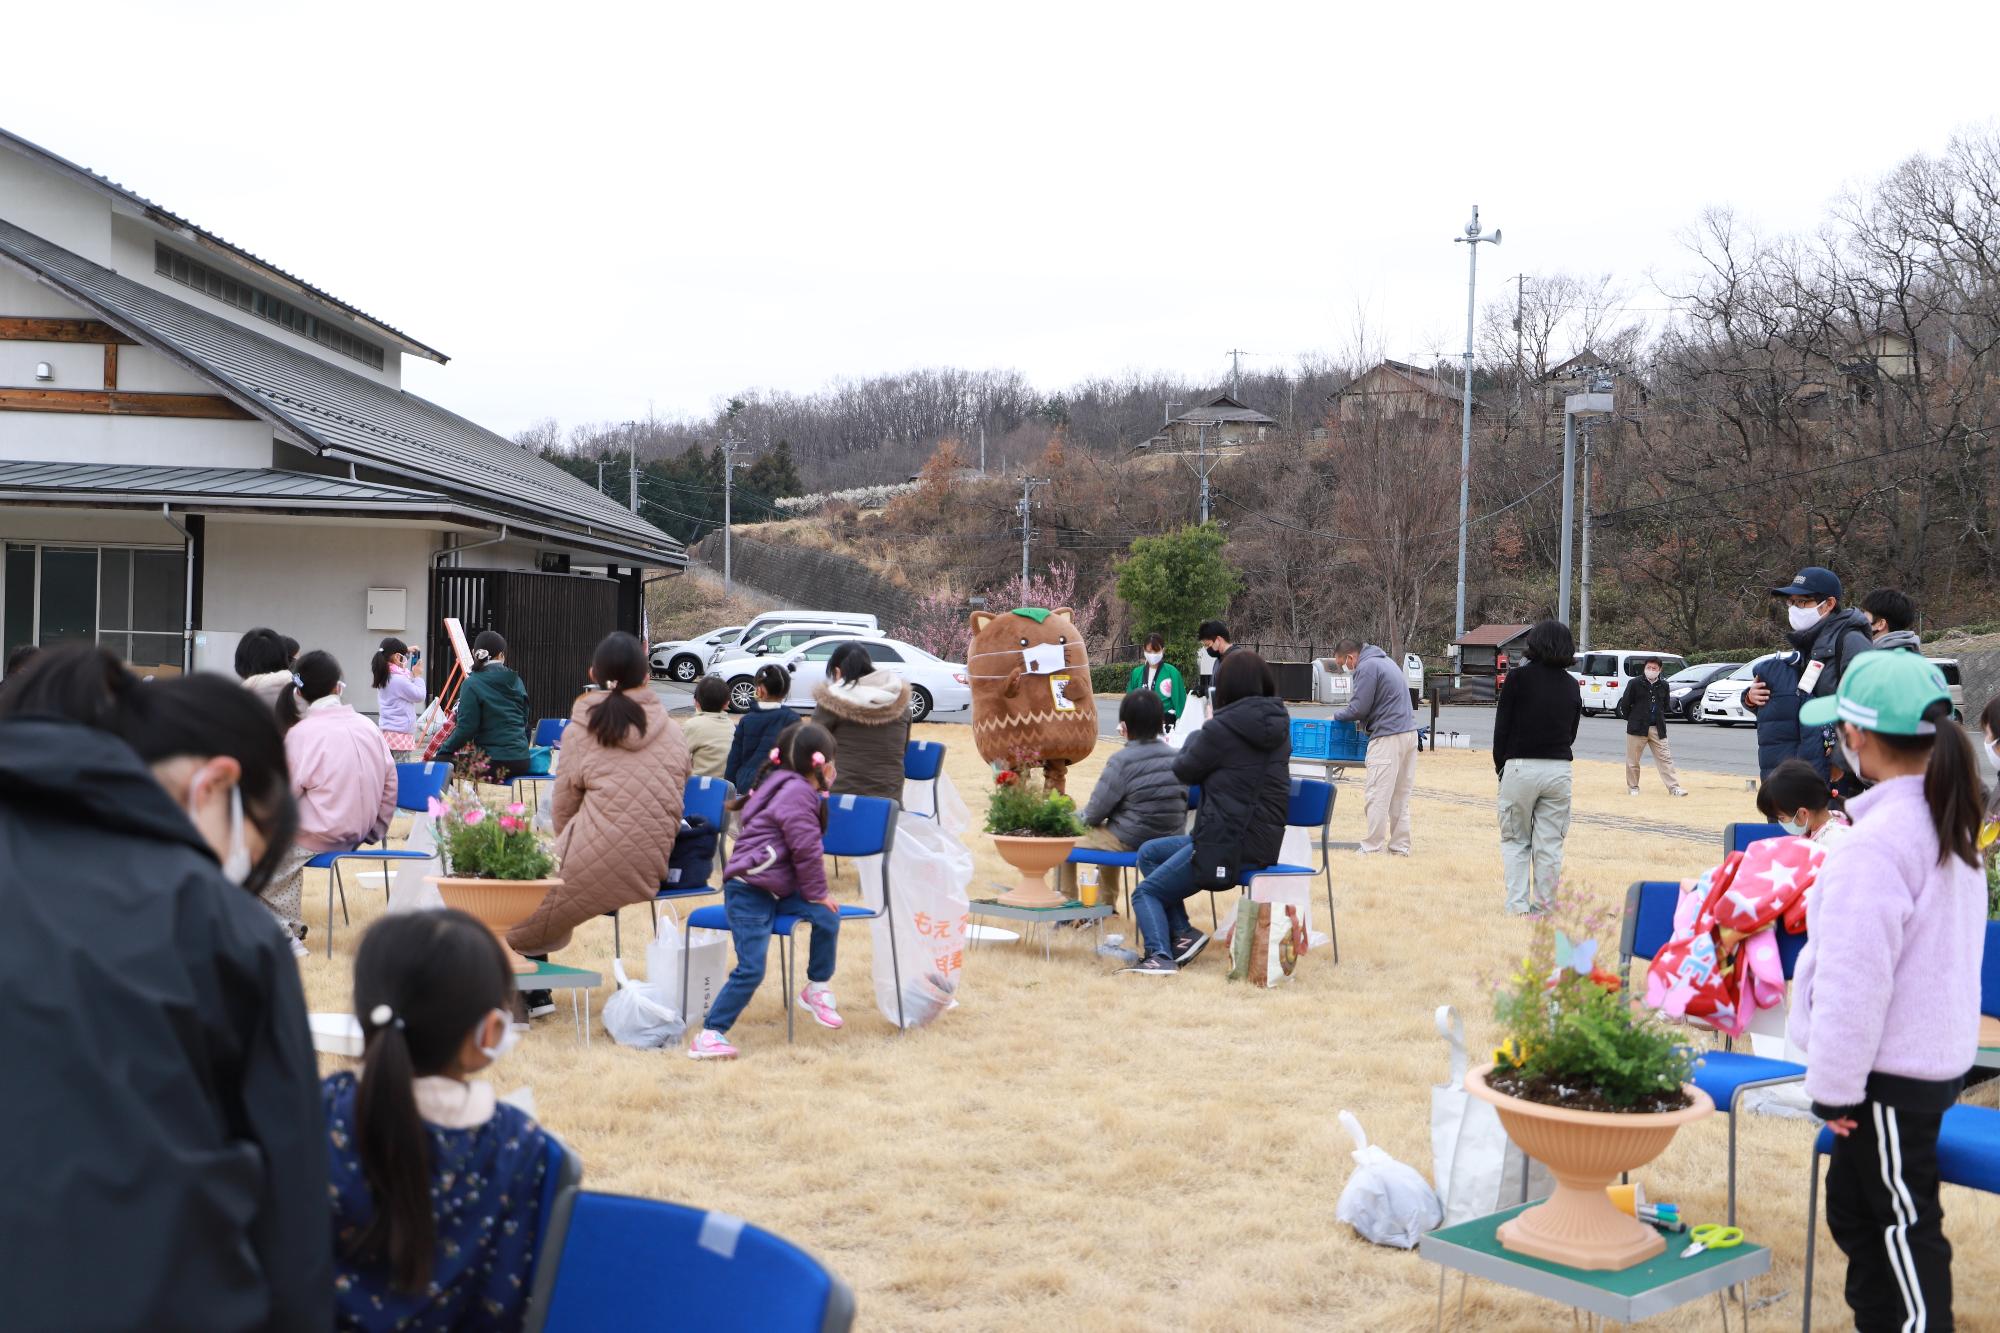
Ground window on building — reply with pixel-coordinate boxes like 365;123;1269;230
0;543;186;676
154;242;386;370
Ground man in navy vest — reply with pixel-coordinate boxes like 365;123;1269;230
1743;566;1876;781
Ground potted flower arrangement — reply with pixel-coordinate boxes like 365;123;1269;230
1466;889;1712;1270
428;774;558;974
984;761;1083;908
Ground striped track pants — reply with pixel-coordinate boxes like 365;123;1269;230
1827;1101;1953;1331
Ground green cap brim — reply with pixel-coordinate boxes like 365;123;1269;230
1798;695;1839;727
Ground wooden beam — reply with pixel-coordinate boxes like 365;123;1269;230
0;317;139;345
0;388;254;420
102;343;117;390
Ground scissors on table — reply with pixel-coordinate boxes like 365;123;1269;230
1680;1223;1744;1259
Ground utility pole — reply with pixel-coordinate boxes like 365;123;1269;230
979;420;987;475
719;433;750;593
1188;420;1221;523
1226;348;1247;399
1560;381;1613;629
628;442;638;513
1018;476;1050;581
1453;206;1502;639
1511;274;1529;418
596;458;605;495
1579;418;1595;651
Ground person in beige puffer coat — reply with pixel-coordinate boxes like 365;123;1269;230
813;644;912;804
510;633;690;957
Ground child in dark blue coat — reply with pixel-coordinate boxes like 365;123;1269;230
725;663;801;796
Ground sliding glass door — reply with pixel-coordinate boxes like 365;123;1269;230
0;543;186;678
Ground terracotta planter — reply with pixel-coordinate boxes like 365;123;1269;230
431;876;559;973
988;835;1079;908
1466;1063;1713;1270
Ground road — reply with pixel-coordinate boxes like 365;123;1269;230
657;681;1764;778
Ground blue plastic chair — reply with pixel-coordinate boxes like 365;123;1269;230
1066;786;1203;917
1722;821;1785;857
1620;879;1808;1225
1802;1104;2000;1330
684;793;903;1041
522;1134;584;1333
533;717;568;749
903;740;946;818
537;1192;854;1332
608;775;734;958
1227;777;1339;960
311;759;452;957
1982;918;2000;1021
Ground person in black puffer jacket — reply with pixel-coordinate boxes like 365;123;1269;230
1124;650;1291;974
1744;566;1877;785
1621;657;1687;797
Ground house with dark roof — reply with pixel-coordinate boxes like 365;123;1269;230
1332;359;1487;424
0;127;681;716
1128;393;1277;461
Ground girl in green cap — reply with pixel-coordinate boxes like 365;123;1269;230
1787;649;1985;1331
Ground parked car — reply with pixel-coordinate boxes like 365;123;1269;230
710;634;971;723
1313;652;1427;709
712;610;879;666
730;623;868;663
1573;649;1690;717
1697;653;1963;726
650;625;746;682
1663;661;1742;721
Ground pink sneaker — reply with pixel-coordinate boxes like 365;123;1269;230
799;984;843;1030
687;1029;738;1060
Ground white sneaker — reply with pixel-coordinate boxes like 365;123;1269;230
1628;788;1640;796
289;934;310;960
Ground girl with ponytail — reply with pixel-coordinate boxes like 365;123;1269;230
724;661;800;796
261;650;396;954
692;721;841;1060
1787;650;1986;1329
371;636;427;760
326;910;549;1328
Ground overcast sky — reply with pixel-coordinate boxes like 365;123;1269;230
8;2;2000;438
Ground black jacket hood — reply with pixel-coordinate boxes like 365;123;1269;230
0;716;215;862
1209;694;1292;751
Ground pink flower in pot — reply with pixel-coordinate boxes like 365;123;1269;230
464;807;486;826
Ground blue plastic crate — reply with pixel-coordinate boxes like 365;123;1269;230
1291;717;1367;763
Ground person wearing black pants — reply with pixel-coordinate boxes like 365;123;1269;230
1822;1081;1958;1332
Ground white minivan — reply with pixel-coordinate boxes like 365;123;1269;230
706;610;878;666
1574;649;1690;718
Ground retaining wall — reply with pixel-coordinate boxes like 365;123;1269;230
689;532;917;630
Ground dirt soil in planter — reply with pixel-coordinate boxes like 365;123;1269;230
1488;1068;1692;1115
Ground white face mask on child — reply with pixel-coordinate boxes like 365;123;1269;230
477;1010;522;1064
1144;652;1163;667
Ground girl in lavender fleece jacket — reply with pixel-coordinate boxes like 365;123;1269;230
1788;649;1985;1332
689;721;841;1060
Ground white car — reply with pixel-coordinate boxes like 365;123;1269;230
710;634;971;723
651;625;745;683
714;610;878;666
1695;656;1775;726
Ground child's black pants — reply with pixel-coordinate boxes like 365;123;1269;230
1826;1101;1952;1331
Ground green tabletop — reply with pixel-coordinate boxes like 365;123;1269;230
513;960;601;990
1421;1202;1770;1322
968;898;1114;923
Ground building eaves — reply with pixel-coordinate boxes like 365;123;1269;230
0;126;447;363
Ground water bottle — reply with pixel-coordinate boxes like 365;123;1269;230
1096;932;1140;965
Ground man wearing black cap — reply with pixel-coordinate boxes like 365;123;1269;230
1742;566;1877;781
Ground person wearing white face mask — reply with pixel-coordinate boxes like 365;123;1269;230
0;644;330;1332
1742;566;1877;784
1126;632;1187;726
1622;657;1689;797
326;909;551;1330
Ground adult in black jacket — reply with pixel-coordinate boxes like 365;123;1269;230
1492;620;1582;915
1621;657;1688;797
1125;650;1291;973
0;647;331;1333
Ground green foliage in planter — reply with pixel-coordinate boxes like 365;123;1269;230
984;769;1085;837
1491;887;1693;1108
435;785;555;881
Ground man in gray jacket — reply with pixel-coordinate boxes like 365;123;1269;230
1060;689;1189;900
1333;639;1421;855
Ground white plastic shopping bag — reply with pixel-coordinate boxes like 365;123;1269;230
904;770;972;835
648;912;731;1033
1165;694;1207;750
855;812;972;1029
1429;1005;1553;1226
601;957;686;1048
1336;1110;1442;1249
385;813;445;913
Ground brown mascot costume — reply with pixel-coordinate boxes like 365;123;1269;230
968;606;1098;793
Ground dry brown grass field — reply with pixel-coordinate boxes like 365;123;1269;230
299;721;2000;1331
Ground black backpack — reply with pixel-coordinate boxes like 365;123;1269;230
666;814;720;891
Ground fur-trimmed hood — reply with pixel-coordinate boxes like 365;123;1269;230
813;669;911;724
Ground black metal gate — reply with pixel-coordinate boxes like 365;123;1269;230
430;568;625;730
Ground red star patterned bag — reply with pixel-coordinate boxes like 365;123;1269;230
1643;835;1820;1035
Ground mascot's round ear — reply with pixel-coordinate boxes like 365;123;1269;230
970;611;995;633
1052;607;1074;620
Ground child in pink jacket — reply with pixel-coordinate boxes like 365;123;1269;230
1787;651;1985;1331
263;650;397;954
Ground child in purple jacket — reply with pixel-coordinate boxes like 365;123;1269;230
1789;650;1986;1331
690;721;842;1060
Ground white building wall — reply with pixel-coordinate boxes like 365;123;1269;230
111;345;215;394
0;145;111;263
0;506;186;546
110;215;403;389
0;412;273;468
202;517;438;714
0;266;88;317
0;339;101;389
